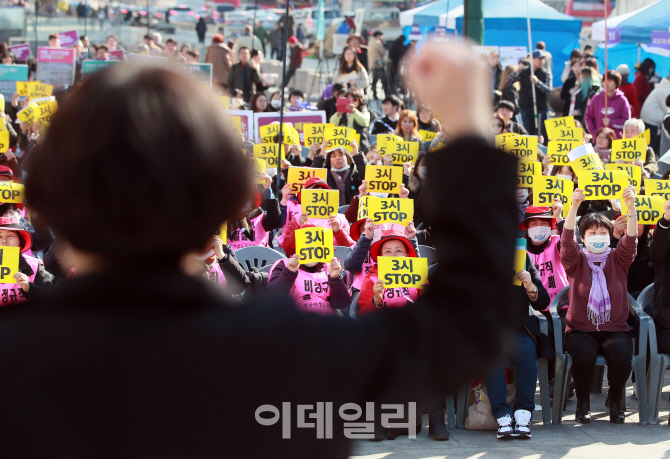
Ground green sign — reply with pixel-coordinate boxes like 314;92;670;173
81;60;118;79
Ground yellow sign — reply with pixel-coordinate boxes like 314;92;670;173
34;100;58;125
545;116;576;141
551;127;583;143
547;140;581;165
605;163;642;193
570;153;603;171
253;143;284;168
513;241;527;286
16;81;30;97
576;170;627;200
377;256;428;288
225;115;243;138
612;138;646;163
621;195;665;225
214;222;228;245
533;175;573;217
632;129;651;145
419;130;437;142
507;135;538;161
644;179;670;201
0;131;8;154
218;96;230;110
252;158;266;184
377;134;403;155
517;160;541;187
303;123;333;147
27;82;53;99
259;123;300;145
494;133;519;152
357;195;378;221
0;246;20;284
368;198;414;226
301;189;339;220
287;166;328;194
324;125;356;152
16;102;38;126
365;165;403;195
386;141;420;165
295;227;334;264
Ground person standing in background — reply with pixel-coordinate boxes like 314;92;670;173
617;64;636;110
196;17;207;45
284;36;303;88
536;42;552;75
205;34;232;93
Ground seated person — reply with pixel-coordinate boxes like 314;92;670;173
561;186;638;424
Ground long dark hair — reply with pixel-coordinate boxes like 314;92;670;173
339;46;362;74
638;58;655;77
249;93;271;113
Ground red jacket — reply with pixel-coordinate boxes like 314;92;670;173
619;82;637;112
632;73;651;118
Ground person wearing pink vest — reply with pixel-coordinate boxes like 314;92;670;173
0;217;54;305
228;177;282;251
278;177;355;249
266;254;350;314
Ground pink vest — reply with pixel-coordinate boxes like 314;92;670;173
205;261;228;288
369;270;419;308
269;259;336;314
229;214;269;251
278;200;350;247
530;235;569;309
352;223;406;290
0;254;40;306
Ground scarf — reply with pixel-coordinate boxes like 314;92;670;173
583;247;612;328
330;166;350;205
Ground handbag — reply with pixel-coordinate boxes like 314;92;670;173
464;382;517;431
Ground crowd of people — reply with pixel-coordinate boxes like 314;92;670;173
2;21;670;452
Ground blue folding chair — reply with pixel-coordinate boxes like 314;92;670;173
551;286;651;425
418;245;438;266
234;246;285;272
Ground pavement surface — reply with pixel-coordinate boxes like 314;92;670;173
350;372;670;459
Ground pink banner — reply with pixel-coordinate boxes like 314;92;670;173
37;47;76;64
254;111;327;143
109;49;125;60
8;43;31;61
59;30;79;47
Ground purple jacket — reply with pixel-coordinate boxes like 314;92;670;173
584;88;631;138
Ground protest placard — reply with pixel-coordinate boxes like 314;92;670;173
287;167;328;194
611;138;646;163
0;65;28;101
621;195;665;225
576;170;628;200
36;47;75;86
295;227;334;264
547;140;581;165
377;256;428;288
644;179;670;201
301;189;339;219
302;123;332;147
0;246;20;284
605;163;642;192
385;141;420;165
533;175;573;217
517;160;541;187
514;239;527;286
365;166;403;195
368;198;414;226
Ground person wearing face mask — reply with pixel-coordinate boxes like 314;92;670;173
516;187;531;223
549;165;576;184
311;142;366;205
268;91;283;111
592;127;616;162
228;176;281;251
561;186;638;425
266;228;350;315
0;217;54;305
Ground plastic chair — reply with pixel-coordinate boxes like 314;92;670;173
368;134;377;146
338;205;349;214
641;284;670;425
234;246;285;272
551;286;651;425
418;245;438;266
455;311;552;428
348;291;360;319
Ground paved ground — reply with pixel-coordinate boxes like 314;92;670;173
350;374;670;459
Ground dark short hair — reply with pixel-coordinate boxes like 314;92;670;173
666;93;670;108
519;58;530;67
238;46;249;54
97;44;109;52
144;34;154;40
332;83;344;96
536;41;546;50
25;64;251;265
496;100;516;112
584;44;592;50
579;213;613;238
289;89;304;99
382;94;402;109
570;49;581;60
250;49;262;58
48;33;59;40
166;38;177;45
605;69;622;88
373;30;383;38
187;50;199;59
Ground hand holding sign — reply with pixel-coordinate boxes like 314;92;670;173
286;254;300;272
572;188;585;207
575;170;627;200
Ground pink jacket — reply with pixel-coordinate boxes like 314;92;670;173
584;88;631;139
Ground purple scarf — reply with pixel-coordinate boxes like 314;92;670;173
583;248;612;328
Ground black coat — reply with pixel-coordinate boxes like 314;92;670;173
311;152;367;205
0;137;519;458
651;218;670;329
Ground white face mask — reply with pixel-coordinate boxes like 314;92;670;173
528;226;551;243
271;99;281;108
610;199;621;212
516;188;529;204
556;174;573;182
585;235;610;254
418;166;427;179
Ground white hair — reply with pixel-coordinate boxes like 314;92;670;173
616;64;630;76
623;118;645;134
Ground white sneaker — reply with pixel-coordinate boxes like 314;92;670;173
496;414;514;440
514;409;532;439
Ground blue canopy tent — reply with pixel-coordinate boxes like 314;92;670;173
399;0;582;85
592;0;670;77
